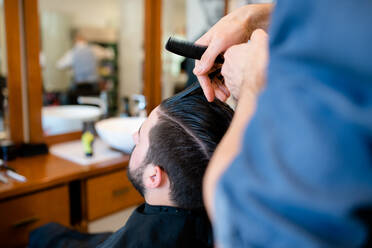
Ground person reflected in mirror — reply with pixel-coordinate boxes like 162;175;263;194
57;31;107;104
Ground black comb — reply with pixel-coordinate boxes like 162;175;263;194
165;37;225;101
165;37;224;64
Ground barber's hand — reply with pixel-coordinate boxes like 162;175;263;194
222;29;269;100
193;4;273;102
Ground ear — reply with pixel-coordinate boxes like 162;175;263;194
143;165;163;189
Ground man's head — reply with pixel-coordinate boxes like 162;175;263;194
72;30;86;44
128;88;233;209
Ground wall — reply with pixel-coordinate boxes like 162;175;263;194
118;0;144;102
39;0;120;29
40;12;72;92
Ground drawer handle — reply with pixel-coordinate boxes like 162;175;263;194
12;216;40;229
112;187;130;197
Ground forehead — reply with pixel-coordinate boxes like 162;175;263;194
140;106;160;138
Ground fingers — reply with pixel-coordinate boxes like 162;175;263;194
197;69;230;102
197;74;215;102
194;38;226;102
194;38;225;75
218;84;230;98
250;29;268;42
213;83;229;102
195;32;212;46
212;74;230;102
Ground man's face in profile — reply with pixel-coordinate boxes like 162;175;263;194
128;107;160;195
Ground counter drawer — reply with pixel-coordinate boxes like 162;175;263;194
0;185;70;247
86;169;143;221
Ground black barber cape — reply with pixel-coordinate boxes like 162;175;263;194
98;203;213;248
29;203;213;248
29;223;111;248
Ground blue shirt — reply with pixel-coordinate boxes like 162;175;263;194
72;44;98;83
215;0;372;247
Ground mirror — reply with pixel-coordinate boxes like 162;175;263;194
39;0;145;135
0;0;9;139
161;0;225;100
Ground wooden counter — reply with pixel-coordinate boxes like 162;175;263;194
0;153;130;201
0;152;144;247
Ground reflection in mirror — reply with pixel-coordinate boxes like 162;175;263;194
0;0;9;139
161;0;225;100
38;0;145;136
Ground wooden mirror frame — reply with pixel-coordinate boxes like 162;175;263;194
5;0;163;145
4;0;44;144
4;0;27;143
144;0;162;113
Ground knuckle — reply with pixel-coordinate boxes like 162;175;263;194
221;65;228;76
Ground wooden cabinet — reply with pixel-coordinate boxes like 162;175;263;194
86;169;143;221
0;154;141;247
0;185;70;247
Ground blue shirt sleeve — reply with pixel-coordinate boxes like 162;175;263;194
214;1;372;247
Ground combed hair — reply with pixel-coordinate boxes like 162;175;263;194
144;88;234;209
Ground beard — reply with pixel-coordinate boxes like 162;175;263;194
127;160;146;197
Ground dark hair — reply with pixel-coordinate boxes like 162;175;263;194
143;87;234;209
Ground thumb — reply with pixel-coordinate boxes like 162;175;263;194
194;39;224;75
250;29;268;43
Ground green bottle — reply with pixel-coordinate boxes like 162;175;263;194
82;122;95;157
